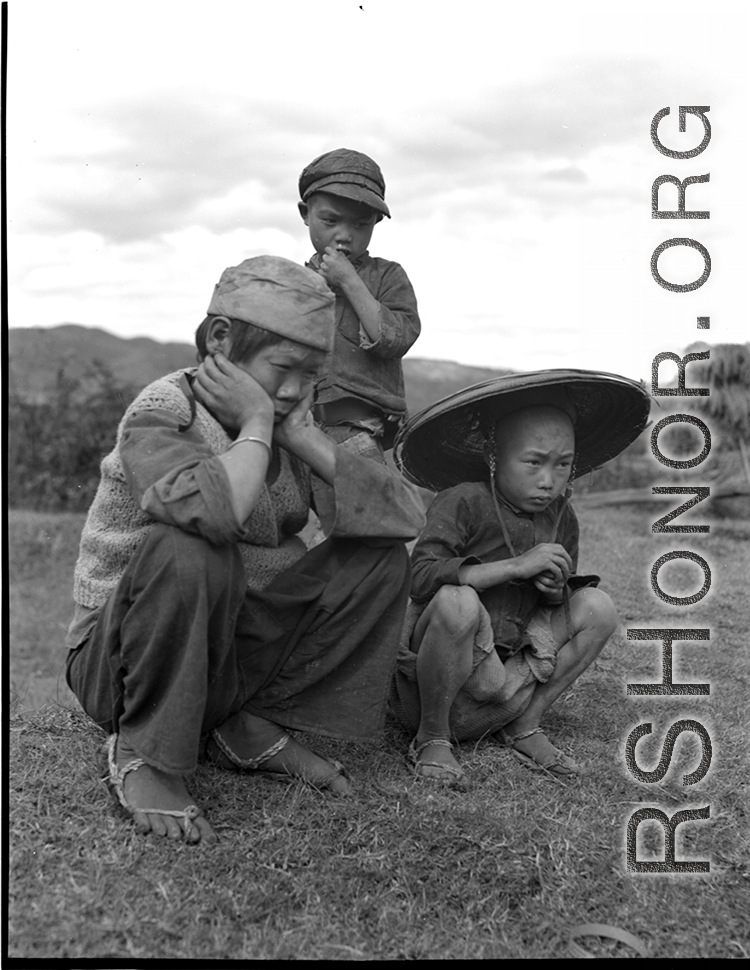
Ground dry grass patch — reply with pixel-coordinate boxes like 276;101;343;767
6;507;750;960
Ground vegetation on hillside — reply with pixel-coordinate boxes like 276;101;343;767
8;362;136;512
688;342;750;484
7;327;748;512
578;343;750;502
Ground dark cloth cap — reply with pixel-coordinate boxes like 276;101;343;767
299;148;391;218
394;368;651;492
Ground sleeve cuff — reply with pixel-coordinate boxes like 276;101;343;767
316;447;426;540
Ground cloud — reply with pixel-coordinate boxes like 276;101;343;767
10;0;747;386
21;55;677;244
28;98;289;239
544;167;588;183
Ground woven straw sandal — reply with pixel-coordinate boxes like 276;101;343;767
106;734;201;839
501;728;579;778
207;727;349;793
408;738;470;790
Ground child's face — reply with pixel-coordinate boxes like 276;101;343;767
234;339;327;422
299;192;380;261
492;407;575;513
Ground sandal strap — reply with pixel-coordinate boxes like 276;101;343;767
108;734;142;810
310;759;349;789
407;739;470;789
106;734;202;837
210;726;290;770
209;729;348;792
414;760;465;779
504;727;543;745
409;737;454;761
408;738;468;783
502;729;578;776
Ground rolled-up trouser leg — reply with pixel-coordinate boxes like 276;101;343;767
66;524;247;774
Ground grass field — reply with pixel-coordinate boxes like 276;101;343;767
7;505;750;960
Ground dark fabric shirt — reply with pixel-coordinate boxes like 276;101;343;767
410;481;579;651
308;251;421;418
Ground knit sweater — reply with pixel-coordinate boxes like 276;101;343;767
73;370;311;609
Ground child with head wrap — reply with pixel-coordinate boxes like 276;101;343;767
298;148;421;460
64;256;426;844
390;370;651;788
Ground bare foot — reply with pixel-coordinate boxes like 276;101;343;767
411;738;470;790
114;736;216;844
500;727;579;777
210;711;352;795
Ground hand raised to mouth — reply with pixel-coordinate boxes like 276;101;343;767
317;247;359;288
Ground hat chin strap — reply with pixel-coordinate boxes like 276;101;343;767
487;453;577;643
486;452;577;550
487;452;520;557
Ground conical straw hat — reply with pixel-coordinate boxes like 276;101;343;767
394;368;651;492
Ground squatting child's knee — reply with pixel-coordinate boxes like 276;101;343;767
428;585;484;639
573;586;618;640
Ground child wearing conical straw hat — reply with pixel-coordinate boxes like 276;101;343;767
390;369;650;787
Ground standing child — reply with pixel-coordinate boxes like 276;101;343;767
390;370;650;788
298;148;421;460
64;256;425;844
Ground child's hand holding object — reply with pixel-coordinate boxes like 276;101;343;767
513;542;572;585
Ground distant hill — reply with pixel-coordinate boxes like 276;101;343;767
402;358;512;415
8;325;198;400
8;325;512;415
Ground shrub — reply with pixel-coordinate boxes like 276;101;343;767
8;362;135;512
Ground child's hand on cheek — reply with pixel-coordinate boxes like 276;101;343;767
193;352;274;432
274;387;336;483
319;247;357;287
273;388;316;450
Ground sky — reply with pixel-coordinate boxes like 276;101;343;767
6;0;750;383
